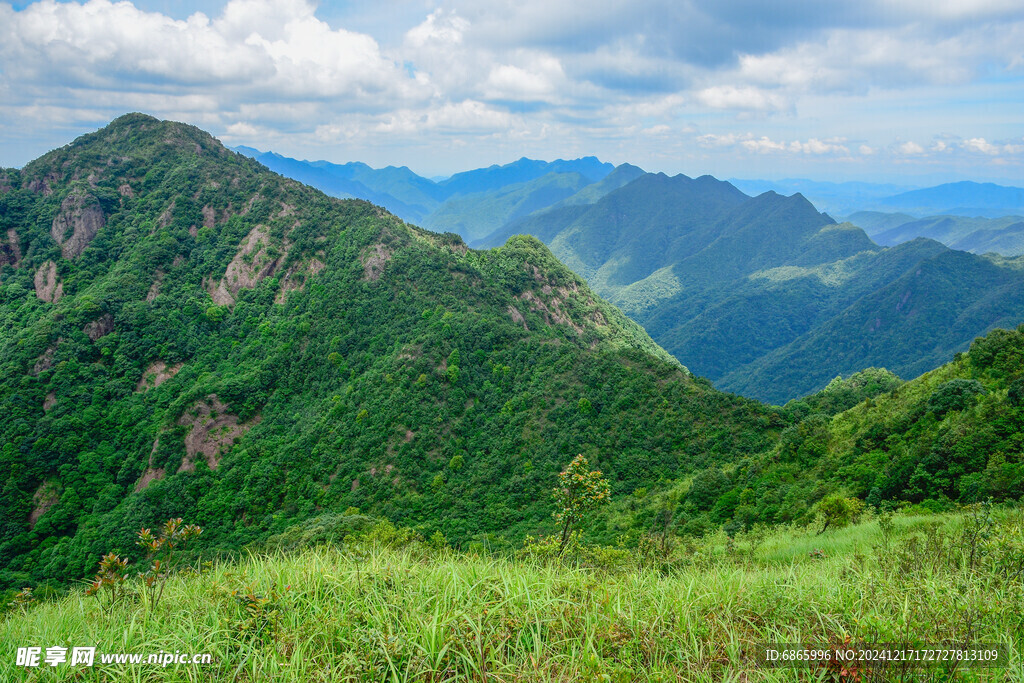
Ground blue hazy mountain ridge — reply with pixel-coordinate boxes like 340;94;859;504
848;211;1024;257
730;178;916;217
419;172;595;242
871;181;1024;217
437;156;614;196
733;178;1024;222
475;171;1024;403
233;147;440;222
232;147;618;235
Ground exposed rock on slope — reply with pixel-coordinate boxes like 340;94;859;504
51;189;105;259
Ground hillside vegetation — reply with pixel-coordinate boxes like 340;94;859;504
2;507;1022;681
0;115;775;591
477;172;1024;402
616;328;1024;539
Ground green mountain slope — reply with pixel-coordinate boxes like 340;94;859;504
0;115;777;589
848;211;1024;257
483;171;1024;402
718;248;1024;397
676;325;1024;532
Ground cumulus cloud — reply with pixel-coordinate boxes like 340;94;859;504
695;86;788;112
0;0;1022;179
697;133;849;156
898;141;925;155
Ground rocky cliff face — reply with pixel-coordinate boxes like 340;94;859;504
50;189;106;259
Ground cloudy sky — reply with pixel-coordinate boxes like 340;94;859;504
1;0;1022;183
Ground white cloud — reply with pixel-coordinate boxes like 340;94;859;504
482;56;565;101
698;133;849;156
0;0;1022;180
898;141;925;155
695;86;788;111
964;137;1000;155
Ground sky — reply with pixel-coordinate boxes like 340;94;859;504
1;0;1022;184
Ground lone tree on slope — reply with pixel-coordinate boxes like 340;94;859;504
553;454;611;554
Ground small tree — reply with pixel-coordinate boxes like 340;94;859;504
137;518;202;610
816;495;863;535
84;552;130;610
553;455;611;554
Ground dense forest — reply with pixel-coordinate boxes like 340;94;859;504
1;115;1021;595
0;115;775;589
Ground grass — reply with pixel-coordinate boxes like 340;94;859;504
2;510;1022;681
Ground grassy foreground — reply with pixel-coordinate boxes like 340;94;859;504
2;511;1023;682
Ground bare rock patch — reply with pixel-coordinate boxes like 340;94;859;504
28;481;60;528
0;228;21;268
209;225;289;306
83;313;114;340
361;243;393;281
135;360;182;392
32;343;59;375
507;305;528;330
51;190;105;259
176;395;259;471
34;260;63;303
147;271;164;301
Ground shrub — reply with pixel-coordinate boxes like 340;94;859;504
553;455;611;554
815;495;863;535
927;379;987;415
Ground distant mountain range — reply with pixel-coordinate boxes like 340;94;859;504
473;173;1024;402
732;178;1024;219
849;212;1024;256
233;147;614;232
233;148;1024;402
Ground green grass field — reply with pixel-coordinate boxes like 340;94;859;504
3;509;1022;681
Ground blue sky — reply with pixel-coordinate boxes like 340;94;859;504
1;0;1022;184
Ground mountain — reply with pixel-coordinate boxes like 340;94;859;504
844;210;919;237
232;148;620;238
477;172;1024;402
676;325;1024;532
548;163;646;209
438;156;613;197
419;171;594;241
0;115;776;589
731;178;915;216
871;181;1024;217
232;147;444;223
848;211;1024;257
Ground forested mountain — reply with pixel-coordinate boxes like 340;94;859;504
0;115;779;589
476;173;1024;402
653;326;1024;535
848;211;1024;256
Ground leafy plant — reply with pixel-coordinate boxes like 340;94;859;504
137;518;202;610
84;552;130;610
553;455;611;554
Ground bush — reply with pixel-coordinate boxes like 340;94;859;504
815;494;863;535
927;379;987;415
1008;377;1024;407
